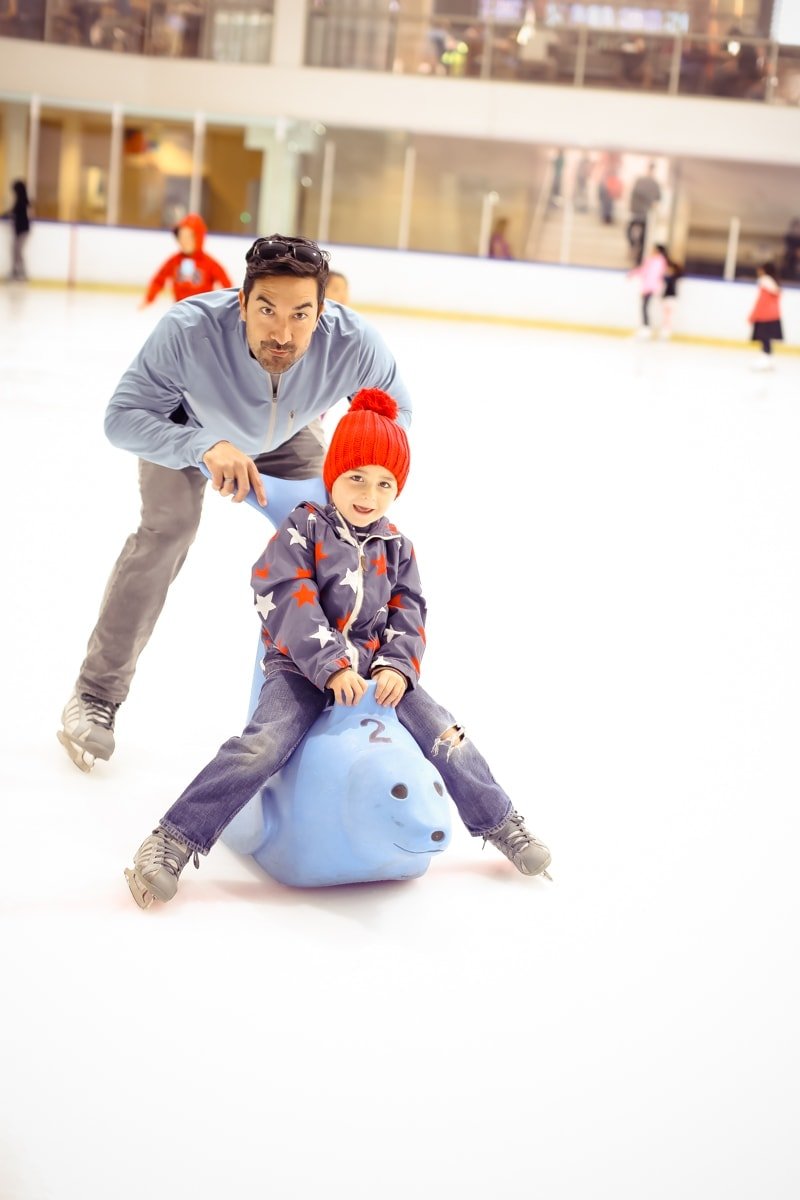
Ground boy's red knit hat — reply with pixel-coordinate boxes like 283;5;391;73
323;388;410;495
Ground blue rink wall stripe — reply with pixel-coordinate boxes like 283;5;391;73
358;303;800;354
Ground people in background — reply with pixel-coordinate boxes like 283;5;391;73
597;160;622;225
748;261;783;370
488;216;514;259
573;153;593;213
548;147;565;208
325;270;351;306
659;249;683;340
628;242;668;339
2;178;33;282
140;213;231;307
781;218;800;281
619;35;652;87
626;162;662;265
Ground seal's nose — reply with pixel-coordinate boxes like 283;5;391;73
431;830;446;842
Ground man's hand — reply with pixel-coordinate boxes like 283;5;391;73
372;668;408;708
203;440;267;506
326;668;368;706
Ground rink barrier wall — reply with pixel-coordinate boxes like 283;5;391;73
4;220;798;352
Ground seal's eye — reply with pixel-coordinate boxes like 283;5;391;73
391;784;408;799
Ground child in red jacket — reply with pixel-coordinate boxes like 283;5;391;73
749;261;783;371
140;213;232;307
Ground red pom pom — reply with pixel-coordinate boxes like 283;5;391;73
350;388;398;421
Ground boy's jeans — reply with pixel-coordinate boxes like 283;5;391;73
161;667;512;854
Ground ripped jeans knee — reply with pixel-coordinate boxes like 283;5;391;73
431;723;466;761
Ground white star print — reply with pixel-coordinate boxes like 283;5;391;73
309;625;336;647
287;526;308;549
384;628;403;641
340;567;360;592
255;591;276;619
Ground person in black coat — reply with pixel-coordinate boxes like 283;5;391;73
3;178;33;281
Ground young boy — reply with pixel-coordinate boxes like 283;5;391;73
139;213;232;307
124;389;551;907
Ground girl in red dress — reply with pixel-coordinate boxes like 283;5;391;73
748;261;783;371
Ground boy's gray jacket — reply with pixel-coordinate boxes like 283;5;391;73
251;502;427;693
104;291;412;470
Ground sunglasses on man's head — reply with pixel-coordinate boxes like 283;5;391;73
246;237;323;267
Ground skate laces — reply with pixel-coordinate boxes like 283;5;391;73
484;810;541;856
79;692;119;731
142;829;200;876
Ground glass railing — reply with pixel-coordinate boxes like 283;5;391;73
1;0;797;106
307;13;787;103
0;0;274;60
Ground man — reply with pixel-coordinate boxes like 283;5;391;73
627;161;662;265
58;234;411;772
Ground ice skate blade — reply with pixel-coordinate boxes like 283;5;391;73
124;868;156;909
57;729;96;773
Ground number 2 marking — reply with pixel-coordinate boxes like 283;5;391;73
360;718;391;744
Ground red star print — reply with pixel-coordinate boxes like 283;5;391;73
365;636;380;651
295;567;313;579
411;656;420;675
292;583;317;607
336;611;352;631
388;593;404;610
253;564;270;579
417;626;426;644
371;553;387;576
315;541;328;563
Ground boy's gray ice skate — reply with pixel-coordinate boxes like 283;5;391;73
124;827;198;909
57;691;119;773
483;809;552;878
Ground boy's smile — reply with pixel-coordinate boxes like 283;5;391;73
331;464;398;528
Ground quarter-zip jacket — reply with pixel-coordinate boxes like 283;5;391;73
251;502;426;693
104;290;412;470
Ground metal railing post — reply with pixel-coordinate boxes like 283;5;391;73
398;144;416;250
724;216;741;280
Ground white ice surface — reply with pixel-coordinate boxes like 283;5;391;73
1;285;799;1199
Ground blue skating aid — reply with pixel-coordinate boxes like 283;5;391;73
221;682;452;887
198;463;327;527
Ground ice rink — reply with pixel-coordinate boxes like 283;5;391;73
2;283;799;1199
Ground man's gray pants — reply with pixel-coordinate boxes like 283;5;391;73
77;424;325;706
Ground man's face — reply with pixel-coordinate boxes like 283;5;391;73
238;275;322;374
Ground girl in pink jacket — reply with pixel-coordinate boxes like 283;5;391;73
630;244;668;338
